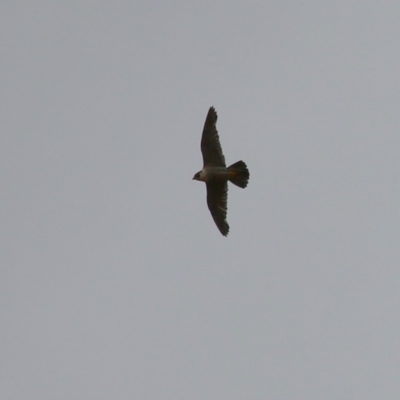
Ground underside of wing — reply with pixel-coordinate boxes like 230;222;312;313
201;107;226;167
206;181;229;236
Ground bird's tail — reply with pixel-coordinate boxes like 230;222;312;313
228;160;249;188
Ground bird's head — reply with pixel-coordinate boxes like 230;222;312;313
192;171;201;181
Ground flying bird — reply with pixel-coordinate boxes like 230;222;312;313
193;107;249;236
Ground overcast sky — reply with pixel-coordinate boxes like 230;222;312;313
2;2;400;399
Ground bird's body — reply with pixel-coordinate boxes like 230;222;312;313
193;107;249;236
195;166;232;182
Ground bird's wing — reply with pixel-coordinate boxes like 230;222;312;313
201;107;226;167
206;181;229;236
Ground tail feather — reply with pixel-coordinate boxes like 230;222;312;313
228;160;249;188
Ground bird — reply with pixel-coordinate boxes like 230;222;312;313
193;106;249;236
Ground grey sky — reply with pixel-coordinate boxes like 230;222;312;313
2;2;400;399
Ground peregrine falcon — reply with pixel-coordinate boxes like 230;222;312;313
193;107;250;236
